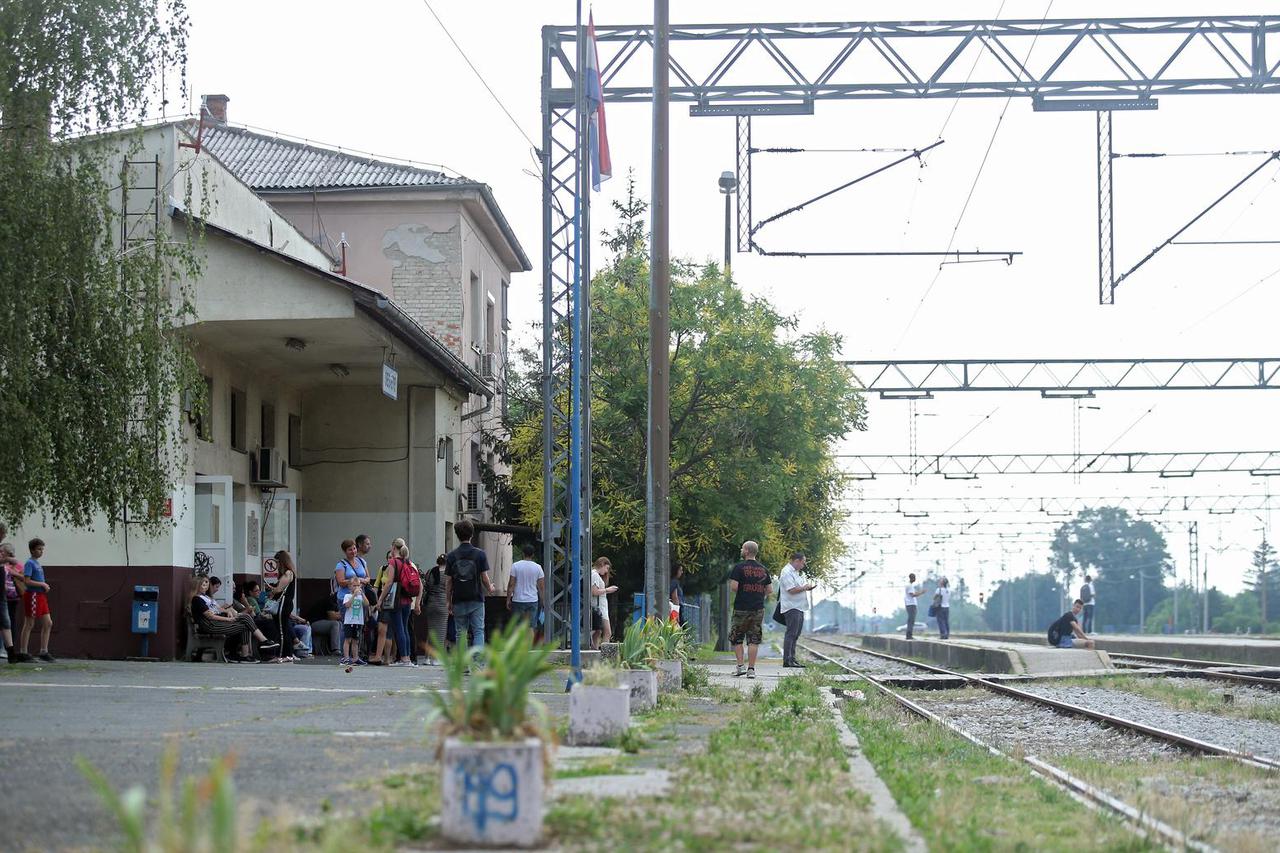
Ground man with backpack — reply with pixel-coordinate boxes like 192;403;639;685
445;519;495;654
1079;575;1096;634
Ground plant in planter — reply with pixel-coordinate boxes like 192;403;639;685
618;619;659;711
569;663;631;745
429;621;554;848
644;618;693;693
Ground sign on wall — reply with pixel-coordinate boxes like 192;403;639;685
382;362;398;400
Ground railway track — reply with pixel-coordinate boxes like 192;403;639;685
804;635;1280;771
798;639;1216;852
1110;652;1280;690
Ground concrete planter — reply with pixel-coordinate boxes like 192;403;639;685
624;667;659;712
568;683;631;745
441;737;544;848
654;659;683;693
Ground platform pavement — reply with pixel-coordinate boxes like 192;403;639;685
861;634;1112;675
958;631;1280;667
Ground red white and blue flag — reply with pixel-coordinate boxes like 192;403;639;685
584;12;612;191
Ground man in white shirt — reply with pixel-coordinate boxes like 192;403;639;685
506;543;545;631
780;552;816;668
1080;575;1096;634
904;573;925;639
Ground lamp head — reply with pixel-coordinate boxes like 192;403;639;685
718;170;738;193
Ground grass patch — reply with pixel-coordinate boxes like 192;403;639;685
548;673;902;851
1052;674;1280;724
842;681;1155;852
1054;754;1280;851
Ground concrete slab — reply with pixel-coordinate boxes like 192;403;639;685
960;631;1280;667
860;635;1111;675
551;768;672;799
820;687;926;853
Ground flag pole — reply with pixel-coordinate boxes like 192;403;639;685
567;0;586;687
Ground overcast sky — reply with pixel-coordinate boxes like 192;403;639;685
182;1;1280;619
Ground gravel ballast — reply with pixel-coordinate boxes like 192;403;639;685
1020;683;1280;760
911;689;1180;761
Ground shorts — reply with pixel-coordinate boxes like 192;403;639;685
343;624;362;640
23;591;49;620
729;609;763;646
511;601;539;624
378;607;395;624
1057;636;1075;649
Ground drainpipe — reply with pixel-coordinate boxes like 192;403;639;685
460;390;494;422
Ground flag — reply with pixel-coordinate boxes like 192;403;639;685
585;12;612;191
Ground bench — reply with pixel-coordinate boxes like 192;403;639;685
186;614;228;663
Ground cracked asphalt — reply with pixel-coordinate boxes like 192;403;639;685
0;659;571;851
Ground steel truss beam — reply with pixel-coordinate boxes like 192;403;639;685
540;16;1280;636
845;357;1280;396
545;17;1280;105
842;493;1279;515
840;450;1280;478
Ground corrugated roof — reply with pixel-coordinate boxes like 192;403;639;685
198;123;471;191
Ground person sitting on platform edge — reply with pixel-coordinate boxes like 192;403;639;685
1047;599;1095;650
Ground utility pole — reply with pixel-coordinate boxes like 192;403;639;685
644;0;671;619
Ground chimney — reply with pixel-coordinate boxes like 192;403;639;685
202;94;229;124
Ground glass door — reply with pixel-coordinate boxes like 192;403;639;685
194;475;233;605
258;492;297;582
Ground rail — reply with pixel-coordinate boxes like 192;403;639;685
804;636;1280;771
799;640;1217;853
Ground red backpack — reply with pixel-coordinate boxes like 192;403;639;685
395;558;422;598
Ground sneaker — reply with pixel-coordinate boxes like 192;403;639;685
389;661;406;667
259;641;280;650
790;662;806;669
38;652;56;663
733;664;746;677
746;668;756;679
355;658;369;666
339;657;351;665
8;653;30;664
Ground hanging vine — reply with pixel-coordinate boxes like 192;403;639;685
0;0;205;534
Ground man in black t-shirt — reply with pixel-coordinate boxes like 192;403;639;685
446;518;496;653
728;540;772;679
1047;599;1095;649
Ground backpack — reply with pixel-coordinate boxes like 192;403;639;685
1080;583;1093;604
397;558;422;598
453;551;479;587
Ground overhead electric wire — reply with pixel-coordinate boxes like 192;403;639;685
893;0;1054;352
420;0;542;164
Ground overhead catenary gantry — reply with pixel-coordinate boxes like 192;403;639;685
845;357;1280;398
840;450;1280;479
540;14;1280;641
842;492;1280;515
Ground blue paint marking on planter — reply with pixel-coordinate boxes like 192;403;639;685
458;761;519;832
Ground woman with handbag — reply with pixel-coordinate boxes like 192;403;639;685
371;542;404;665
267;550;299;661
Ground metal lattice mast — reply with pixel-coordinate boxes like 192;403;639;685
1097;110;1115;305
540;27;583;646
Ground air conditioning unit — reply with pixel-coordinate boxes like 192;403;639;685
465;481;486;516
252;447;287;488
481;352;497;380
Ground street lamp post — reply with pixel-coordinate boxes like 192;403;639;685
718;171;737;276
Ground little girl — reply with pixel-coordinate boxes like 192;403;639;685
342;575;367;665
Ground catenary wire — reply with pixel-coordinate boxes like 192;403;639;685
893;0;1055;352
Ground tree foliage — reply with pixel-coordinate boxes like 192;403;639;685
505;184;866;597
1050;507;1171;629
0;1;202;532
983;571;1068;633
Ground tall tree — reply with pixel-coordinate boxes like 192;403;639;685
0;1;202;532
1247;538;1280;627
505;186;866;599
1050;507;1171;630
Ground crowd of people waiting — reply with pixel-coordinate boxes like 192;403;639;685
183;519;540;665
